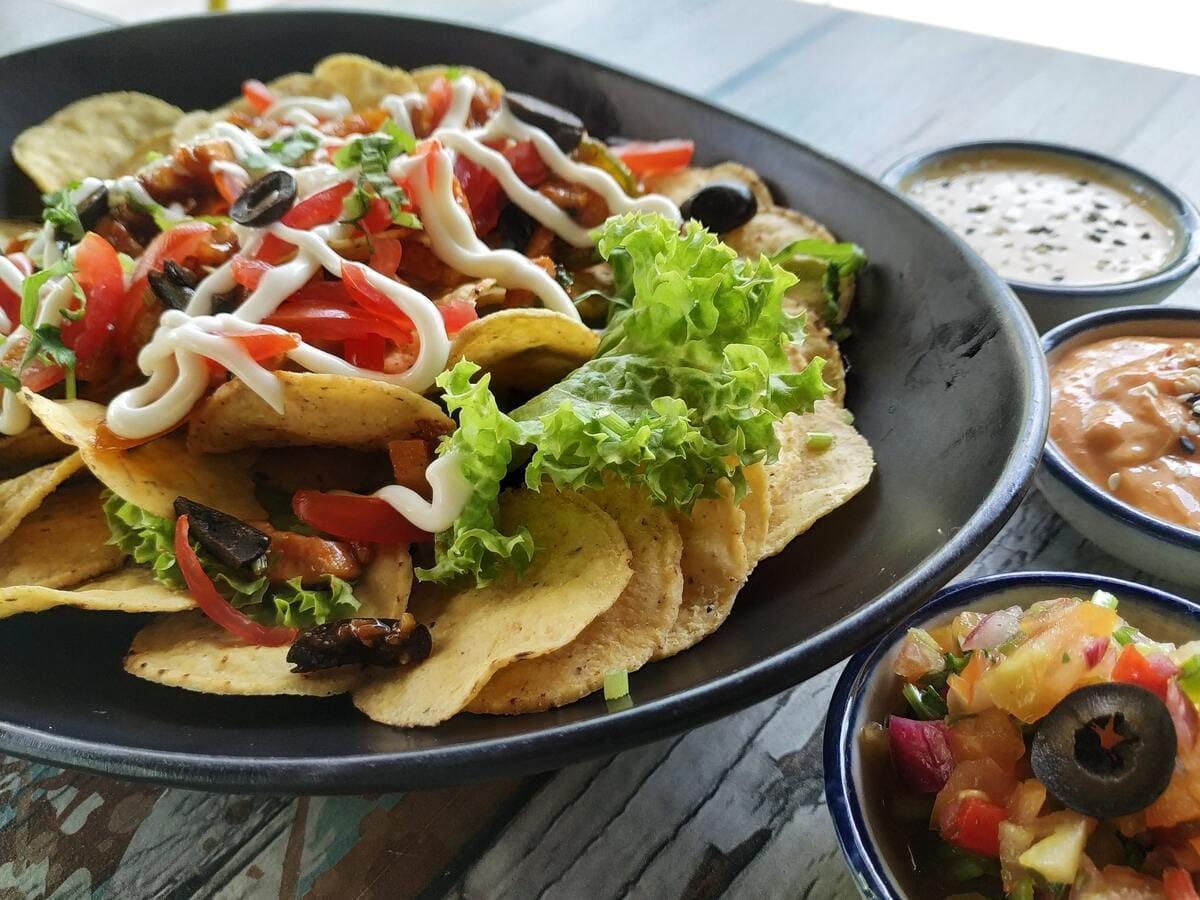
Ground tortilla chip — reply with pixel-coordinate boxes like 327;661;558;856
119;127;177;176
353;489;632;727
0;220;38;247
647;162;773;213
23;394;262;520
790;323;845;405
762;400;875;558
187;372;453;454
740;462;770;564
448;309;599;394
723;204;856;324
652;487;749;660
221;73;336;116
13;92;183;192
124;613;361;697
469;482;683;714
0;479;123;589
354;544;414;618
0;423;71;478
412;65;504;99
0;452;83;545
171;110;223;147
0;566;193;620
312;54;418;110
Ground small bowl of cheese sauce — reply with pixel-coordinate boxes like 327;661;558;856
1040;305;1200;585
884;142;1200;331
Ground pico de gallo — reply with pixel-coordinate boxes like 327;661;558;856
866;591;1200;899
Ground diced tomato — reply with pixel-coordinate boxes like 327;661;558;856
942;796;1007;858
117;222;214;357
228;329;299;361
387;439;432;494
425;76;452;127
241;79;275;116
947;708;1025;770
368;236;403;277
264;296;413;346
1113;644;1178;700
1165;868;1200;900
453;140;547;235
504;140;550;187
359;197;394;234
64;232;126;380
933;758;1018;830
340;261;413;330
231;255;272;291
256;181;355;264
609;139;695;177
292;490;432;544
437;299;477;335
174;514;296;646
214;167;248;206
344;333;385;369
19;362;64;392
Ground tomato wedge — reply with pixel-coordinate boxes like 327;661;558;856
231;255;273;291
292;491;432;544
264;297;413;346
438;299;478;335
214;167;248;206
256;181;355;264
65;232;126;380
940;796;1006;858
609;139;695;177
344;333;386;369
241;79;275;116
340;261;413;330
425;76;452;128
118;222;214;356
228;329;300;360
359;197;394;234
1112;643;1178;700
454;140;548;235
174;515;296;646
368;236;403;276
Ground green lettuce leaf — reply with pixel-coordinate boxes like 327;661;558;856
102;492;359;628
415;361;534;586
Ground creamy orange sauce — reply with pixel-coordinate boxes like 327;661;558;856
903;150;1180;286
1051;336;1200;531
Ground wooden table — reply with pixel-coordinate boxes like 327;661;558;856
2;2;1198;896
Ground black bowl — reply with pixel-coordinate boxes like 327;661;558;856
0;11;1047;792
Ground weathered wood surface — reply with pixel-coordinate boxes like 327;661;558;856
1;1;1198;897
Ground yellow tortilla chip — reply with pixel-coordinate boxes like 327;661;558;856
0;423;71;479
353;489;632;726
0;566;193;620
740;462;770;564
412;65;504;99
647;162;774;213
221;73;336;116
653;487;749;660
448;309;599;394
23;394;262;520
354;544;414;618
0;479;123;589
187;372;452;453
13;92;183;192
0;452;83;545
469;482;683;714
0;220;38;248
762;400;875;558
124;613;360;697
312;54;418;110
171;110;223;147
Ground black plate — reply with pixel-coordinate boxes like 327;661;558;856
0;12;1047;792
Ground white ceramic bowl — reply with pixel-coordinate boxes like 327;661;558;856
1039;305;1200;584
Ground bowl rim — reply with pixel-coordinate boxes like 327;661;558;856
1040;304;1200;552
880;139;1200;299
823;570;1200;900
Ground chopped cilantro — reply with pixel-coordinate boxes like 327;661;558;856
244;128;322;172
21;325;76;400
40;185;85;243
0;367;20;392
332;121;422;231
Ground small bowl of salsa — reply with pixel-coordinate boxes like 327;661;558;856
825;571;1200;899
883;142;1200;331
1039;305;1200;585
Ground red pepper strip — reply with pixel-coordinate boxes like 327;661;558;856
941;796;1006;858
231;255;273;291
292;490;432;544
264;297;413;346
255;181;355;264
241;79;275;115
1112;643;1177;700
367;236;403;276
174;515;296;646
117;222;214;357
609;139;695;177
340;261;414;330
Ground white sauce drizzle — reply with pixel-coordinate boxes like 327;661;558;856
373;451;472;533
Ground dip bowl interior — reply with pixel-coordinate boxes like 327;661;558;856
882;141;1200;332
1039;305;1200;585
824;571;1200;900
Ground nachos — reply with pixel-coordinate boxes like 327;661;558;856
0;55;874;725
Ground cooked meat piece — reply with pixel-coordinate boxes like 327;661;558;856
139;139;235;206
255;523;363;585
287;614;432;672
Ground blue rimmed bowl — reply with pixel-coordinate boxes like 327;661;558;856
824;571;1200;899
1039;304;1200;585
881;141;1200;332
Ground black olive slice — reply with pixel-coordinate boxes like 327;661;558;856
287;615;432;672
230;170;297;228
74;184;109;233
680;181;758;233
212;284;246;315
504;92;585;153
148;260;198;311
1031;683;1176;818
172;496;270;570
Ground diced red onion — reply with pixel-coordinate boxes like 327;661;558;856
1084;636;1110;668
1166;680;1199;752
961;606;1022;652
888;716;953;794
1149;653;1182;680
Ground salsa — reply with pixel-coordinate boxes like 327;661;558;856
866;591;1200;899
1050;336;1200;532
901;149;1180;287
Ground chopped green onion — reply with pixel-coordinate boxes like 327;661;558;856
902;682;946;720
1113;625;1138;647
1180;656;1200;704
944;651;969;675
603;668;629;701
1061;652;1071;664
1090;589;1119;609
806;431;835;451
1009;879;1035;900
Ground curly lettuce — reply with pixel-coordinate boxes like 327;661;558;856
103;492;359;628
